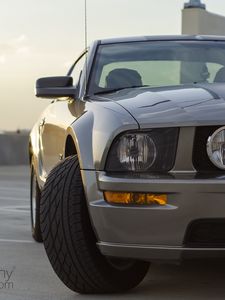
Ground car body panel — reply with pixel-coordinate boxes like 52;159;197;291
31;100;83;185
39;101;76;175
99;34;225;45
30;35;225;261
31;98;138;187
81;167;225;261
94;84;225;128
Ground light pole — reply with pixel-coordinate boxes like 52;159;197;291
184;0;206;9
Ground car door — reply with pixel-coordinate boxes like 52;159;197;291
39;51;87;178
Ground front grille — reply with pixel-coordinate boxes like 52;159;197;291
193;126;223;172
184;219;225;248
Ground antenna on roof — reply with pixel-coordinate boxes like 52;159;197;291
84;0;88;96
84;0;88;51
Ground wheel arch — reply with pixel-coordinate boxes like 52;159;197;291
65;135;77;158
28;138;33;166
65;112;95;170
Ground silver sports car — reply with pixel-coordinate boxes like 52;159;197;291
30;35;225;294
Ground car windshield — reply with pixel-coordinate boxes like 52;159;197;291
88;40;225;95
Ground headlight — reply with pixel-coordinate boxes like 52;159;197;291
105;128;179;172
207;126;225;170
116;133;156;171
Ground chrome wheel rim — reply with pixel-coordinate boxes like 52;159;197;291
31;173;36;228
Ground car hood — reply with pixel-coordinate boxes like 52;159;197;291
95;83;225;128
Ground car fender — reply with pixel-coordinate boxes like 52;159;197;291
66;101;139;171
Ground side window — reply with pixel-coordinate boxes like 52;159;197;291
70;53;87;86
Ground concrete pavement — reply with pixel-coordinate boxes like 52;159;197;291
0;166;225;299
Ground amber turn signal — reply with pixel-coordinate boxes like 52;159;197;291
104;191;167;205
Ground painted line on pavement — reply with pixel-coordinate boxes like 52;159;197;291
0;197;28;201
0;187;29;192
0;205;30;214
0;238;34;243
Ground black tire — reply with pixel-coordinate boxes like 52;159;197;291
30;165;43;242
40;155;149;294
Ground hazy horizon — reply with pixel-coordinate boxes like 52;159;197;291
1;0;225;131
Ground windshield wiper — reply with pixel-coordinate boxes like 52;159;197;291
94;85;150;95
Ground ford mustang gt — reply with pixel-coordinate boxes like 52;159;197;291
30;35;225;293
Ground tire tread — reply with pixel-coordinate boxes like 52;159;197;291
40;156;149;294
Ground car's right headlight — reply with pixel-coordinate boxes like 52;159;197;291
105;128;179;172
207;126;225;170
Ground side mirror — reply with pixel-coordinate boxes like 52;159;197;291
35;76;77;98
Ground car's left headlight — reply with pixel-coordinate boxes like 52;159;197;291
105;128;179;172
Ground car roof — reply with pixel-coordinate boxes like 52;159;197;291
99;35;225;44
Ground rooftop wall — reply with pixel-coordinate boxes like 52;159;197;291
0;133;29;165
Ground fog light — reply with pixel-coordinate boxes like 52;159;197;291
104;191;167;205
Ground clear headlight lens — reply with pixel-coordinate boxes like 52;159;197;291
207;127;225;170
116;134;156;171
105;128;179;172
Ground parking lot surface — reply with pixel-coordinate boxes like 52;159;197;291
0;166;225;299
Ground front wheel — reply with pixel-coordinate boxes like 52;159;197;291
40;155;150;294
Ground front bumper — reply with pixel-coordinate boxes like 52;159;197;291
98;242;225;261
81;170;225;262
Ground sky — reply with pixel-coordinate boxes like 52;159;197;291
1;0;225;131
